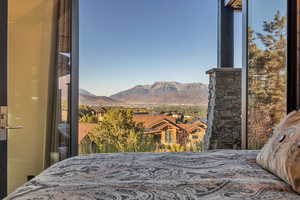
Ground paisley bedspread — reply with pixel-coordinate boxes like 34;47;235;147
5;150;300;200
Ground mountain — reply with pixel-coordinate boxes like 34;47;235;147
109;82;208;106
79;89;97;97
79;89;122;105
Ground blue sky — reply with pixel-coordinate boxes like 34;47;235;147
79;0;224;96
79;0;285;96
249;0;286;32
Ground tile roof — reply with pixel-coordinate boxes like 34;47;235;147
90;106;107;113
133;115;176;129
178;124;204;133
78;123;98;144
133;115;207;134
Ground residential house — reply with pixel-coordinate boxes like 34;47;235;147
133;115;189;145
90;106;107;121
78;123;98;155
133;115;207;146
179;120;207;144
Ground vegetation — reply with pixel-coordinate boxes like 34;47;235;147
155;141;203;153
87;109;156;153
79;105;98;123
152;105;207;121
79;106;205;153
248;11;287;149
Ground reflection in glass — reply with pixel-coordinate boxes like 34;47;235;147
247;0;287;149
7;0;72;193
49;0;72;164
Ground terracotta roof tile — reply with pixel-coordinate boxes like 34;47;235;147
133;115;176;129
78;123;98;144
178;121;207;134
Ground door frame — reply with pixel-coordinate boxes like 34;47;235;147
0;0;8;198
71;0;79;157
0;0;79;198
241;0;248;149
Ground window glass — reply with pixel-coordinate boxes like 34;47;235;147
247;0;287;149
78;0;214;154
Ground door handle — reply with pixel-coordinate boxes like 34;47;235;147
0;126;24;141
6;126;24;130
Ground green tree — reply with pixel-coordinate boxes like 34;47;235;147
87;109;155;153
248;11;287;149
79;105;98;123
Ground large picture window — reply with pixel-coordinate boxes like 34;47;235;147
247;0;287;149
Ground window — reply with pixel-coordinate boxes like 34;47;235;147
78;0;212;154
153;135;161;143
165;130;173;144
247;0;287;149
192;135;199;139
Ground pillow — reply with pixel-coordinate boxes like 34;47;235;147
257;110;300;193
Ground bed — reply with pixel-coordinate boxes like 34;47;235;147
5;150;300;200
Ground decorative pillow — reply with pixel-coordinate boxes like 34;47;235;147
257;110;300;193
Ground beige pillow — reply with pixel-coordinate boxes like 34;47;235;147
257;110;300;193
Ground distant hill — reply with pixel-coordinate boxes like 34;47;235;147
79;89;97;97
79;89;123;105
109;82;208;106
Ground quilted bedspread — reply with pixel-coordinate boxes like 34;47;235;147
5;150;300;200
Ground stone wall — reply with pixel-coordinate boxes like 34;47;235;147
204;68;242;150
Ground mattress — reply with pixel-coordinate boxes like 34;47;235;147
5;150;300;200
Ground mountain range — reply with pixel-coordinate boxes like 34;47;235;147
79;89;123;106
80;82;208;106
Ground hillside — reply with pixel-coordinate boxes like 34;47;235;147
79;89;123;105
109;82;208;106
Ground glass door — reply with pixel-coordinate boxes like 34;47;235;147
7;0;59;193
0;0;77;198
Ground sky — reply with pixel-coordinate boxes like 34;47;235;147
79;0;286;97
249;0;286;31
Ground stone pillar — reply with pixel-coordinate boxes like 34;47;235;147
204;68;242;150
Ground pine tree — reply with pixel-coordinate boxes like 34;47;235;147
248;11;287;149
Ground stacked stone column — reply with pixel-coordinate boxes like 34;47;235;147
204;68;242;150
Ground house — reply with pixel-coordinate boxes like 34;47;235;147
179;120;207;144
133;115;189;145
78;123;98;155
133;115;207;146
90;106;107;121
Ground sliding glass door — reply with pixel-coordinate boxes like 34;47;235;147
0;0;78;197
247;0;287;149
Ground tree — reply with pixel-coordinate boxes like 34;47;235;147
79;105;98;123
248;11;287;149
87;109;155;153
